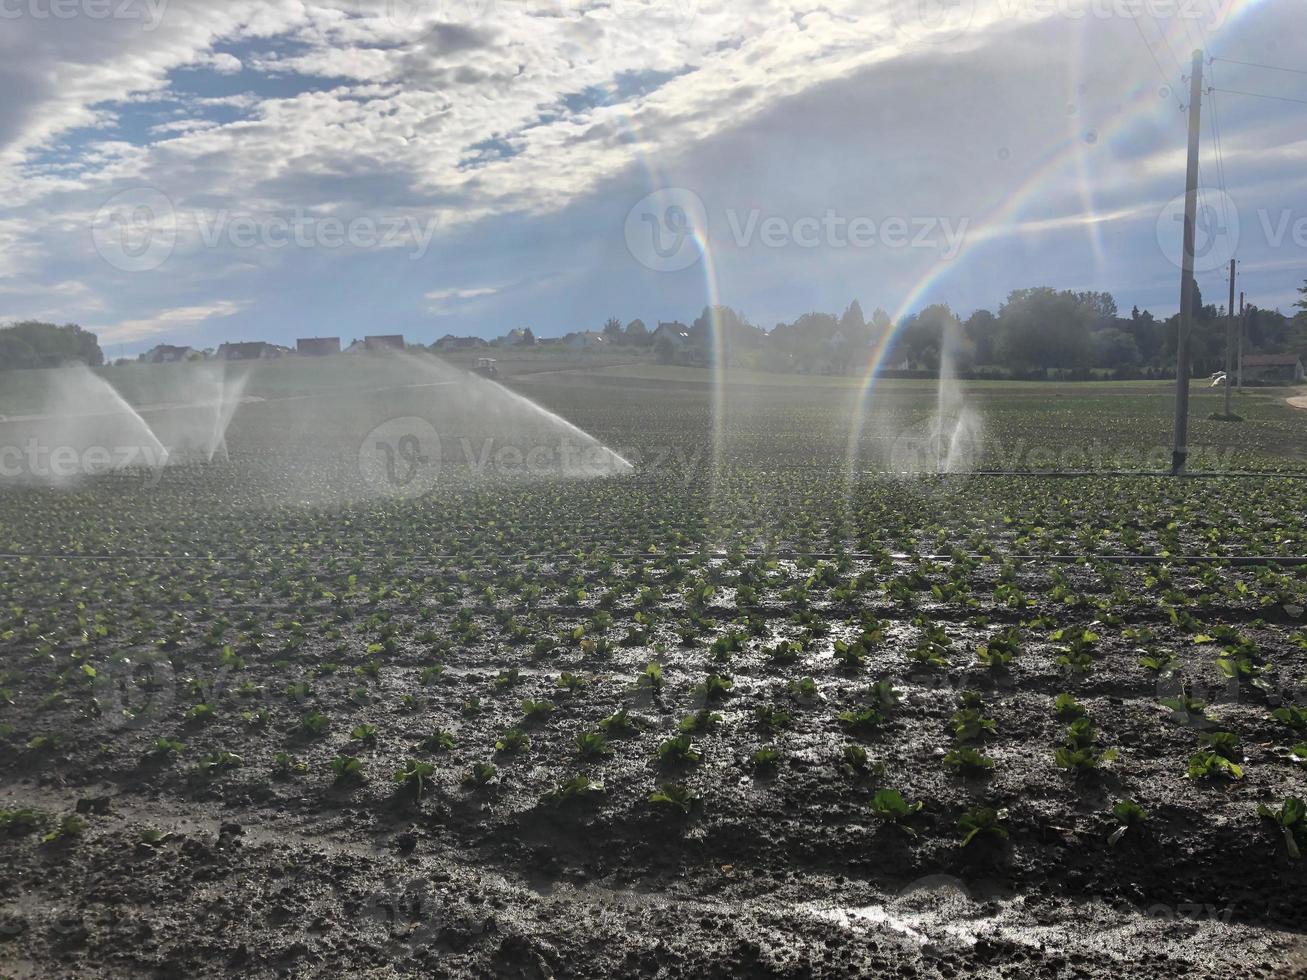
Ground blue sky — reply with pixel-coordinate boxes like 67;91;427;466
0;0;1303;356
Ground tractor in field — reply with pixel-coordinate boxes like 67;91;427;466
474;357;499;378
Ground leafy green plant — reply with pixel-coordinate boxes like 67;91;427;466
40;814;89;845
636;662;664;694
1108;799;1147;846
750;745;781;771
349;723;379;745
495;728;530;754
331;755;365;784
0;808;46;838
679;709;722;734
656;734;702;766
274;752;307;775
575;730;611;759
194;750;243;777
943;747;995;775
870;788;924;834
521;698;556;723
300;711;330;737
541;774;604;806
951;707;996;743
1256;796;1305;859
695;673;734;702
976;627;1020;669
1053;693;1086;721
957;806;1008;846
598;708;637;736
648;783;698;815
1271;705;1307;733
393;759;435;800
461;761;497;787
419;729;456;753
1186;750;1243;781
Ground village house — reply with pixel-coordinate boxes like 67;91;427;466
141;344;196;363
1242;353;1305;385
296;337;341;356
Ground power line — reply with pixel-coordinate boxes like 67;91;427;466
1211;86;1307;107
1130;11;1175;89
1206;63;1231;235
1212;56;1307;78
1147;11;1185;75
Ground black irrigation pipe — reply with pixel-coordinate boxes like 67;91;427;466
4;551;1307;566
955;469;1307;479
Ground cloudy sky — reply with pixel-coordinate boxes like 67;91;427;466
0;0;1302;354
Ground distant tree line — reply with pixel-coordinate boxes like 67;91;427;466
0;321;104;370
597;278;1307;379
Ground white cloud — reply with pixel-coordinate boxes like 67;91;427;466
97;300;243;343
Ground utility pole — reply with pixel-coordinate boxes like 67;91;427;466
1171;48;1204;475
1237;292;1246;388
1224;258;1236;417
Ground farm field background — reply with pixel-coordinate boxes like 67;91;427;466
2;354;1306;978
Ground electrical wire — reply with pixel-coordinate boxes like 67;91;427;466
1210;86;1307;107
1212;56;1307;78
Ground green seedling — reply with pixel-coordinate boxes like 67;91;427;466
976;628;1021;668
648;783;699;815
495;728;530;754
393;759;435;800
419;729;456;753
41;814;89;845
951;707;996;743
695;673;734;702
461;761;497;788
274;752;307;775
636;662;664;694
331;755;365;784
656;734;702;766
149;737;184;756
754;705;793;733
194;751;243;777
1198;731;1241;761
557;671;589;693
679;709;722;734
1108;799;1147;846
751;745;781;771
349;723;379;745
943;747;995;775
958;806;1009;846
1138;650;1178;674
521;699;556;723
541;774;604;806
838;706;885;737
598;708;638;736
1256;796;1305;859
870;788;924;835
1054;693;1086;721
1186;750;1243;781
575;731;611;759
300;711;330;737
0;808;46;837
1271;705;1307;733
